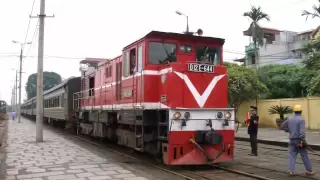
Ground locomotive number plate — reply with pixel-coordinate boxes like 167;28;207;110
188;63;214;73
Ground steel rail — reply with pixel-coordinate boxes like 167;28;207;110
73;135;275;180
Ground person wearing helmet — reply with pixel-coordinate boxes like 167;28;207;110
247;105;259;156
280;105;314;176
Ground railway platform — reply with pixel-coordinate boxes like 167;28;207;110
236;127;320;150
2;118;178;180
233;141;320;179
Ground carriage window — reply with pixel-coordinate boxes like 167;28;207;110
148;42;176;64
196;46;221;65
180;44;192;53
137;45;143;72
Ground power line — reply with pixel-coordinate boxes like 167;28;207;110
26;19;40;56
22;0;36;51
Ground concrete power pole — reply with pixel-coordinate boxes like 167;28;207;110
35;0;45;142
34;0;55;142
15;71;18;113
18;47;23;123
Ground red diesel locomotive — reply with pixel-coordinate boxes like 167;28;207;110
73;30;235;165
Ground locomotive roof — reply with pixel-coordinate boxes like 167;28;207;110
123;31;225;50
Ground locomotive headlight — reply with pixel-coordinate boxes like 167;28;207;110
216;112;223;119
184;112;190;119
225;112;232;120
173;112;181;120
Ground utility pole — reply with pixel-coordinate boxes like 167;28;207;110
18;47;23;123
15;71;18;113
31;0;54;142
35;0;45;142
12;42;31;123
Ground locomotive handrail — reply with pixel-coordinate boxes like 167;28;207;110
73;88;96;109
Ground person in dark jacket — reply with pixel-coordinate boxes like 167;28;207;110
248;105;259;156
280;105;314;176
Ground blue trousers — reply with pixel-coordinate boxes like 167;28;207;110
288;144;312;172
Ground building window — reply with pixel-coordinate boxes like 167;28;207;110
137;45;143;72
148;42;177;64
251;55;256;64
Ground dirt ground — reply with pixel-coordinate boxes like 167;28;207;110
0;120;8;179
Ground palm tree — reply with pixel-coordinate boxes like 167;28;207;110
302;0;320;21
243;6;270;67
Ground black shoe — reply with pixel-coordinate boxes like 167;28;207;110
248;153;257;156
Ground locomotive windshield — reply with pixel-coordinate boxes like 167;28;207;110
196;46;220;65
148;42;177;64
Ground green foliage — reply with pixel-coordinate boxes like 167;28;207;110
225;62;268;113
26;71;62;99
301;0;320;21
302;32;320;70
268;105;293;120
257;64;313;99
300;28;320;96
306;70;320;96
243;6;270;47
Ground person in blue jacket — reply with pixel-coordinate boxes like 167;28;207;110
280;105;314;176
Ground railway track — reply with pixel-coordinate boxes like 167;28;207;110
73;134;274;180
25;119;317;180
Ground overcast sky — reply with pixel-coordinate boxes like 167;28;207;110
0;0;319;105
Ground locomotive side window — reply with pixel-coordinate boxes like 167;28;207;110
108;66;112;77
104;67;109;78
137;45;143;72
123;52;129;77
148;42;177;64
129;48;136;75
196;46;220;65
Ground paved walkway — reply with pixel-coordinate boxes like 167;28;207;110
236;127;320;150
233;141;320;179
4;119;153;180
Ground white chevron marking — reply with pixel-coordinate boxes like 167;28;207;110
174;72;225;108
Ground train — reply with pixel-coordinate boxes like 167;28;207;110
0;100;8;120
21;76;81;128
22;30;236;166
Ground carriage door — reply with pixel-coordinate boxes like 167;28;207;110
116;62;122;102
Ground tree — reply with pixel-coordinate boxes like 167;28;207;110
301;32;320;96
25;71;62;99
225;62;268;113
301;0;320;21
257;64;313;99
243;6;270;66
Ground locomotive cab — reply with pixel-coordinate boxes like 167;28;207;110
144;31;235;165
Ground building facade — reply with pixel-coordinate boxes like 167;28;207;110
238;27;314;68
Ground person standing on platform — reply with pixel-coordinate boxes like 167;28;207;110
11;111;15;121
246;105;259;156
280;105;314;176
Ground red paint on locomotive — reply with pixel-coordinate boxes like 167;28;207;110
74;30;235;166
